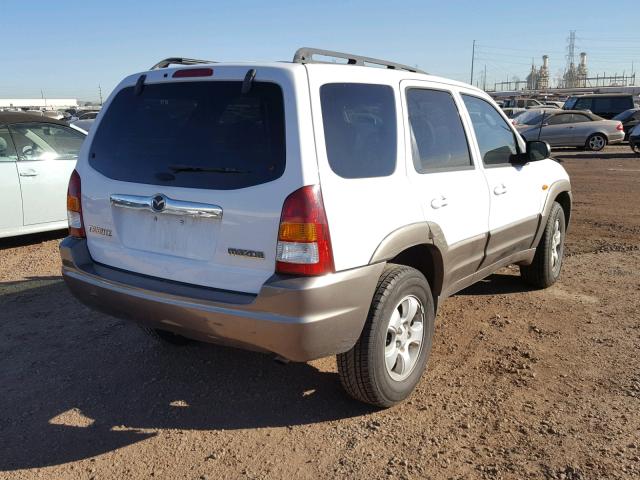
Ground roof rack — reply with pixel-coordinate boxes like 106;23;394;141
293;47;426;74
150;57;217;70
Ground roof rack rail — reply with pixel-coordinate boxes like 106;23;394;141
292;47;426;74
150;57;217;70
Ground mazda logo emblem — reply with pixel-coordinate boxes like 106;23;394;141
151;194;166;212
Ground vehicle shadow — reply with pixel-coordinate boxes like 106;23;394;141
553;151;638;160
456;272;535;296
0;229;67;250
0;278;373;471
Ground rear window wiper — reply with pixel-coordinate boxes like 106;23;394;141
168;164;251;174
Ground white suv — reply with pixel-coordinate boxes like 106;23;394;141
60;49;571;407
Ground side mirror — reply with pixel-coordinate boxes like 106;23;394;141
527;140;551;161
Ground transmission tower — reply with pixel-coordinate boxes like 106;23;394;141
563;30;578;88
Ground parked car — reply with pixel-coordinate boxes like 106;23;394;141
60;49;571;407
515;109;625;151
78;111;99;120
612;108;640;140
502;107;526;119
502;97;544;108
70;119;95;134
563;94;636;119
542;101;565;108
630;124;640;155
0;112;86;238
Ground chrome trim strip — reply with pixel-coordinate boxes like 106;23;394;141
110;194;223;219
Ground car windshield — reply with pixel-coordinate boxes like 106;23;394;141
514;110;545;125
612;109;636;121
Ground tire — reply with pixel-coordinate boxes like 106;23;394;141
632;142;640;156
586;133;607;151
337;264;435;407
140;326;191;345
520;202;566;289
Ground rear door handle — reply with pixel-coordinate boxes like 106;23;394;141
19;169;38;177
493;184;507;195
430;195;448;209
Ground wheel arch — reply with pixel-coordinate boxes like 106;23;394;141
369;223;446;301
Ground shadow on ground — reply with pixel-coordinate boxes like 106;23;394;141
0;230;67;251
456;272;535;296
0;278;373;471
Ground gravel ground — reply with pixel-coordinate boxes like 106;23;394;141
1;146;639;480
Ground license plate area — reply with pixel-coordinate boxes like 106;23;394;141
113;209;218;261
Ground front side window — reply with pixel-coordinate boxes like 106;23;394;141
320;83;396;179
462;95;519;166
0;127;18;162
9;123;84;161
406;88;472;172
573;98;593;111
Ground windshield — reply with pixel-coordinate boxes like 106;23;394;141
90;81;286;190
613;109;635;121
514;110;545;126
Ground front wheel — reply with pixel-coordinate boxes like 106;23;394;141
337;264;435;407
520;202;566;288
586;133;607;151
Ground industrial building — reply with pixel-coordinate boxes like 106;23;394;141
0;98;78;109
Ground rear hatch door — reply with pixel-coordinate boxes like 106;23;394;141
80;65;310;294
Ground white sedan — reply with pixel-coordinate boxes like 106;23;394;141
0;112;86;238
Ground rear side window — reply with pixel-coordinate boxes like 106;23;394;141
462;95;519;166
594;96;633;113
320;83;396;178
406;88;472;172
90;81;285;190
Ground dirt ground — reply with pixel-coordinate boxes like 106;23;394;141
1;146;639;480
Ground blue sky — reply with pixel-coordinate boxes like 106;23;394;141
2;0;638;101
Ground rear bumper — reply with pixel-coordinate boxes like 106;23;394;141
60;237;384;361
609;131;625;144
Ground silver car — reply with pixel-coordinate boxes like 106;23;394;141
514;109;625;151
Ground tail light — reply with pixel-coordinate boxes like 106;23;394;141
67;170;85;238
276;185;334;276
616;122;624;131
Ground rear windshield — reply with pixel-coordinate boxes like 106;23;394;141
90;81;286;190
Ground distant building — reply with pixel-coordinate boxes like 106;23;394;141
526;55;550;90
0;98;78;109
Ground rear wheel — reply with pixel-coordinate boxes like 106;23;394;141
140;327;191;345
632;142;640;156
520;202;566;288
337;264;435;407
586;133;607;151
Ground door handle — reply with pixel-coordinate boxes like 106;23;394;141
493;184;507;195
430;195;448;209
19;170;38;177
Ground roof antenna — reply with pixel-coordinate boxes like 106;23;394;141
135;74;147;96
241;69;256;94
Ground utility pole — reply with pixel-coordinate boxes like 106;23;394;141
41;89;46;108
470;40;476;85
483;64;487;91
98;84;103;105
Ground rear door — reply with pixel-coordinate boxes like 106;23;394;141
80;66;313;294
0;127;23;234
10;123;83;225
401;81;490;285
